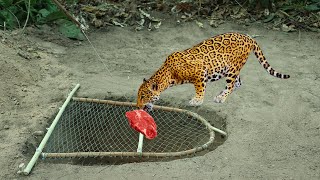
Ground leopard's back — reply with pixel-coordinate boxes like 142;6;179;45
179;32;290;79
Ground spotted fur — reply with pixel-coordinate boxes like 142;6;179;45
137;32;290;109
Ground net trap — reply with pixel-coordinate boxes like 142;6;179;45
23;84;227;175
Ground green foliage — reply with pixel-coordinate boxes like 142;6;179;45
0;0;84;40
0;0;66;29
248;0;273;9
304;0;320;12
245;0;320;12
57;19;85;40
279;0;320;12
0;0;24;28
0;0;72;29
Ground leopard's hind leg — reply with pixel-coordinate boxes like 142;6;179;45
214;71;239;103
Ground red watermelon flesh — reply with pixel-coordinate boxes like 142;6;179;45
125;109;157;139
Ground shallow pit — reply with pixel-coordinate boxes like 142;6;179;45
27;96;227;165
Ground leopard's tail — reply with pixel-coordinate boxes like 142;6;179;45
252;41;290;79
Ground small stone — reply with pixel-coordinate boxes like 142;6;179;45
92;17;104;28
264;9;270;16
17;51;31;60
21;127;27;132
33;131;44;136
22;88;27;92
244;18;251;23
281;24;296;32
0;112;4;114
4;125;9;129
272;27;280;31
75;42;82;46
195;20;204;28
58;84;67;90
312;22;319;28
17;163;25;175
18;163;25;170
209;20;224;28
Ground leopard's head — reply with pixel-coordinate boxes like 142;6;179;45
137;78;160;109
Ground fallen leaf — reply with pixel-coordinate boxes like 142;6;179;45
195;20;204;28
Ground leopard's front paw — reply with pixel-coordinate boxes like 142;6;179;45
189;98;203;106
213;95;226;103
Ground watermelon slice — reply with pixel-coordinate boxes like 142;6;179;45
125;110;157;139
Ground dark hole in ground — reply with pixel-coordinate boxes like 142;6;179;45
24;96;227;166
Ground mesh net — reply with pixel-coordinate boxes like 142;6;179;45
42;98;215;161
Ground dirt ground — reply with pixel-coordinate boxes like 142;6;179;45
0;18;320;180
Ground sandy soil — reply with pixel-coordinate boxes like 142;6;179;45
0;19;320;180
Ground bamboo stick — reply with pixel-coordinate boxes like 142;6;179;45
42;141;213;158
137;133;144;153
23;84;80;175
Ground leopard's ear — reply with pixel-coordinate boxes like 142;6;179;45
151;83;158;91
143;78;147;82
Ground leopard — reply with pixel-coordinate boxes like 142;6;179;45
136;32;290;110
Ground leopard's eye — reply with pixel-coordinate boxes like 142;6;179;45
140;95;145;99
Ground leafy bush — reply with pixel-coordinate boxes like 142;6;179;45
0;0;318;32
0;0;65;29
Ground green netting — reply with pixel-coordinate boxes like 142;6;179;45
42;98;215;159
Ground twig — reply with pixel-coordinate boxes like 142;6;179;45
7;9;21;29
233;0;256;21
251;34;263;38
22;0;31;31
278;10;290;18
51;0;82;28
274;18;286;27
310;12;320;19
198;0;201;16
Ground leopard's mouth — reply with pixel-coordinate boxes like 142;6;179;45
143;102;154;112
